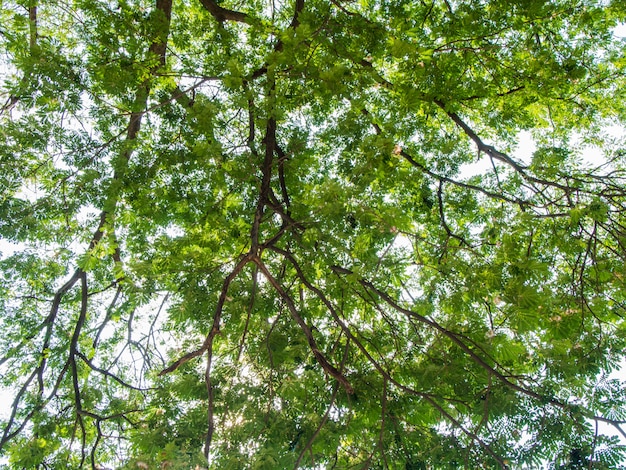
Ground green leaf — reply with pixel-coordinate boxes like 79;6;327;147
1;0;626;468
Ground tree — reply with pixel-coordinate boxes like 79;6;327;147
1;0;626;467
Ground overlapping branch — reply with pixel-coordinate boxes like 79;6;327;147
158;255;252;376
269;247;509;465
255;258;354;394
330;264;626;438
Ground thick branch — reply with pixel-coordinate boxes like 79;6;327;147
28;1;37;50
275;143;291;212
198;0;251;24
290;0;305;28
69;272;89;415
250;117;277;252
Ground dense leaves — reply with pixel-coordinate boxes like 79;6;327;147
1;0;626;468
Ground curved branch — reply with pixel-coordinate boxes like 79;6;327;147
437;180;472;247
434;100;574;195
331;264;626;436
159;255;252;375
76;351;152;392
254;257;354;394
360;108;527;207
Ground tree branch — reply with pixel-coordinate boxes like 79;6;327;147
434;100;573;194
270;247;508;465
294;338;349;468
159;255;252;375
331;264;626;436
198;0;251;24
254;257;354;394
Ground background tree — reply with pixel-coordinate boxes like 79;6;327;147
1;0;626;468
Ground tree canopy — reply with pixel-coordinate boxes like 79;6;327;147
1;0;626;468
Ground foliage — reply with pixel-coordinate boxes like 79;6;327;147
1;0;626;468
